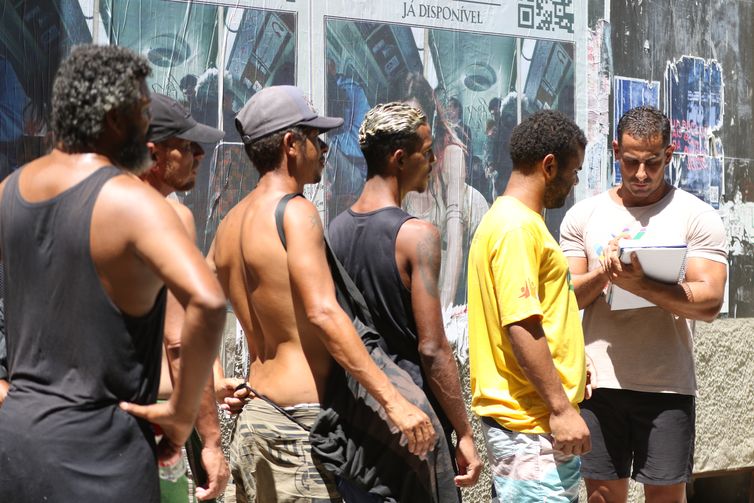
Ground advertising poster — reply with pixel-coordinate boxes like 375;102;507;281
105;0;222;248
316;2;576;317
664;55;724;208
103;0;302;249
0;0;94;178
203;5;300;248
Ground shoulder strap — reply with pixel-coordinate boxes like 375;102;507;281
274;193;303;251
273;192;380;343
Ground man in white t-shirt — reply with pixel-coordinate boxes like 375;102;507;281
560;106;727;503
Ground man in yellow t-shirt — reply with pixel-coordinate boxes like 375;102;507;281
467;109;588;502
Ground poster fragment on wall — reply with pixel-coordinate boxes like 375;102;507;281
612;76;660;185
664;56;724;209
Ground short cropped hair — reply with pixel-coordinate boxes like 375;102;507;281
509;109;586;173
52;44;151;152
359;102;427;178
616;106;671;147
244;127;305;175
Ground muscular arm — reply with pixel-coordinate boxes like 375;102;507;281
507;316;590;456
567;256;609;309
285;199;435;457
113;180;225;454
162;202;228;500
439;144;466;308
400;220;481;486
608;253;727;322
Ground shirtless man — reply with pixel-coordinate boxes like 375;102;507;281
0;45;225;502
143;93;229;500
209;85;435;502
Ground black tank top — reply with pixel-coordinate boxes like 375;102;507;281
0;166;166;502
330;207;458;434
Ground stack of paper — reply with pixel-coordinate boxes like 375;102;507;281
606;240;688;310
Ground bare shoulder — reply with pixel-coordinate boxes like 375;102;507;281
279;196;326;259
93;173;185;240
101;171;171;209
397;218;440;254
166;198;196;234
284;195;321;230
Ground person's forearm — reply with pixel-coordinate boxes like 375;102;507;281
572;268;609;309
507;321;573;415
419;342;472;437
169;299;225;423
624;277;723;321
194;379;222;447
307;305;399;407
167;344;221;446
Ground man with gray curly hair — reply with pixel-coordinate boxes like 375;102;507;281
0;45;225;502
329;102;482;495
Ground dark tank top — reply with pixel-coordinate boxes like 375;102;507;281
0;166;166;502
328;207;451;436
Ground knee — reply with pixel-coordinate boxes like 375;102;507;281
643;483;687;503
586;479;629;503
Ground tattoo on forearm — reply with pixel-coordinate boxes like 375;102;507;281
417;232;441;298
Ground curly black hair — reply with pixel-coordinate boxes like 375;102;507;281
508;109;586;173
616;106;670;147
52;44;151;152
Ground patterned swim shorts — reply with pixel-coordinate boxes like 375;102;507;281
481;417;581;503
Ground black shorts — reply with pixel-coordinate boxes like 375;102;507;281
580;388;695;485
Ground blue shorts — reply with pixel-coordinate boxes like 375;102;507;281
481;417;580;503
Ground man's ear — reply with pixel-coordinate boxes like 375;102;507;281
387;148;406;171
612;139;620;157
542;153;557;181
147;141;158;165
283;131;299;157
664;142;675;163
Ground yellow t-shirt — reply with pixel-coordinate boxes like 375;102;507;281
468;196;585;434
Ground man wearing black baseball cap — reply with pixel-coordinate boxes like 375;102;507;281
142;93;229;502
209;86;437;502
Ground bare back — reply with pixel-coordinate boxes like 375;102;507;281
212;188;334;406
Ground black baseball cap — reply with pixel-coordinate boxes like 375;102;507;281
235;86;343;144
147;93;224;144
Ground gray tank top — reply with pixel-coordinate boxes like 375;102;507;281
0;166;166;502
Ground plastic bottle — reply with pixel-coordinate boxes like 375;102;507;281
158;452;187;483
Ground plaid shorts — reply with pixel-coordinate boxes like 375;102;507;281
228;398;341;503
482;417;580;503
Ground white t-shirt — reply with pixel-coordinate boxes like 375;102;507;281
560;187;727;395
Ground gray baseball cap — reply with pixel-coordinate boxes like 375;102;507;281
235;85;343;144
148;93;224;144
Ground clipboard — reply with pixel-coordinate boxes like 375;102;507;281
606;242;688;310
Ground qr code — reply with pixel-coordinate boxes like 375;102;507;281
517;0;574;34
